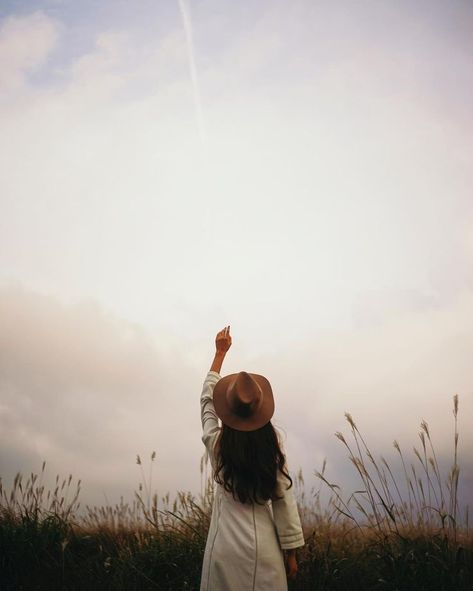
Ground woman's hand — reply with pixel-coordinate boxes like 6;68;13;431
284;549;298;580
215;325;232;354
210;326;231;373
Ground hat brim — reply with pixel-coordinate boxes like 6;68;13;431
213;373;275;432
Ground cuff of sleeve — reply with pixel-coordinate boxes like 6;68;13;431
279;532;305;550
207;371;221;379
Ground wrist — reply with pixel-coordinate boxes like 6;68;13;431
210;350;226;373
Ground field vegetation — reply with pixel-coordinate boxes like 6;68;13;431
1;396;471;590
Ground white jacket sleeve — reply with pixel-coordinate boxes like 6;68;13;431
200;370;221;461
271;457;305;550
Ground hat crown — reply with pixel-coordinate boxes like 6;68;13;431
212;370;274;431
227;372;263;418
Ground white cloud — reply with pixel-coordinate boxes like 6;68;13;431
68;31;130;94
0;11;60;92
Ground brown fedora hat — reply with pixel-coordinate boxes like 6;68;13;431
213;371;274;431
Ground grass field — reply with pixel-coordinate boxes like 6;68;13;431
1;396;471;590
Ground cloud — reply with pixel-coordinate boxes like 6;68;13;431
0;283;206;509
0;11;60;92
0;2;472;518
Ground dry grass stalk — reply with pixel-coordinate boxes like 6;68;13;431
315;395;467;542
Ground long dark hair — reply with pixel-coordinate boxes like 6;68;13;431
214;421;293;504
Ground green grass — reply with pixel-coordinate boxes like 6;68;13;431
1;396;471;590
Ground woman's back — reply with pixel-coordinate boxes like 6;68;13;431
202;476;287;590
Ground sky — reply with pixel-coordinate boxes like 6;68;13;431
0;0;472;517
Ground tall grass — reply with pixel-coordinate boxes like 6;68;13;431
314;395;468;540
0;396;472;590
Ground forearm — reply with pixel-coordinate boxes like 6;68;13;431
210;351;226;374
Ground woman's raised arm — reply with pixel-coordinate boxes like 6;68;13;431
201;326;232;456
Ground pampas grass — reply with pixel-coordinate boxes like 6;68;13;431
314;395;467;541
0;396;471;590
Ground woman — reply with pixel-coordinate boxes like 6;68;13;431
200;325;304;591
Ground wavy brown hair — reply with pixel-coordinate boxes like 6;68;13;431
214;422;293;504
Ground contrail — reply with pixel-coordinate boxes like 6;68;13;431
177;0;207;150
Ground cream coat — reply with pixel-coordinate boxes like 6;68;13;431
199;371;304;591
